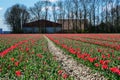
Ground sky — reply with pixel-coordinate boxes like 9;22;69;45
0;0;58;31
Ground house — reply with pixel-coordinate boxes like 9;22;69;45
23;19;62;33
57;19;88;32
3;31;11;34
0;28;2;34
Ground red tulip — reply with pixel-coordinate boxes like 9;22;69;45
118;57;120;60
10;57;15;62
15;62;19;66
100;60;104;65
102;65;108;69
107;54;110;58
36;54;42;58
88;57;97;63
58;70;63;75
26;47;29;52
62;73;68;79
15;70;21;77
110;67;120;75
98;49;102;53
100;60;110;65
94;63;99;67
102;54;106;59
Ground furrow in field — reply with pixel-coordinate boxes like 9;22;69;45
45;35;107;80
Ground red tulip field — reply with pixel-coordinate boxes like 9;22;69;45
0;34;120;80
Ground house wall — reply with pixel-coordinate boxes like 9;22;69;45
23;27;39;33
58;19;87;31
0;29;2;34
46;27;61;33
23;26;62;33
55;27;62;32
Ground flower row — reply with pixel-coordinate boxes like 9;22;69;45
46;34;120;80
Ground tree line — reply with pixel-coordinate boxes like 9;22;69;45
5;0;120;33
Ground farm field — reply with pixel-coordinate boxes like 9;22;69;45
0;34;74;80
0;34;120;80
46;34;120;80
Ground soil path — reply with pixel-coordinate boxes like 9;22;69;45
44;36;107;80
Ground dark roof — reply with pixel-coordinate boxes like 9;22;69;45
23;19;62;27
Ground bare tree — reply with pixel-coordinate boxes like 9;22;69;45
52;4;57;22
29;1;43;21
72;0;79;32
52;4;58;32
65;0;72;32
57;0;65;32
5;4;30;33
43;0;51;20
116;0;120;28
81;0;89;31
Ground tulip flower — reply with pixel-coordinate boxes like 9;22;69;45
15;70;21;77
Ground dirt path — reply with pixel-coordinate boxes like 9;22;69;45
44;36;107;80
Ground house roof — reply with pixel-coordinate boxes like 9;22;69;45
23;19;62;27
